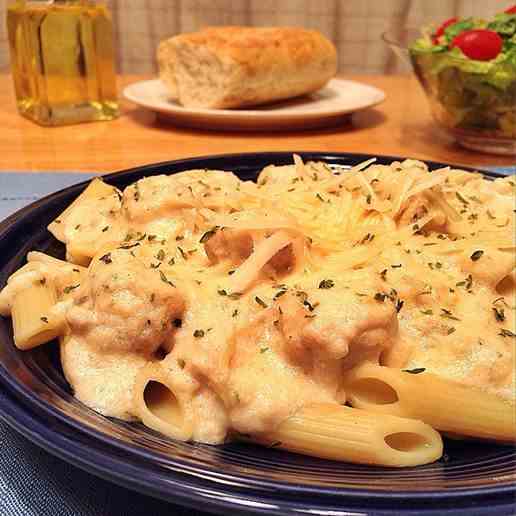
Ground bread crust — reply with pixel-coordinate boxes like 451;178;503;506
157;26;337;109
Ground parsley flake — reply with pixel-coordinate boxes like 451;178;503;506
255;296;268;308
470;250;484;261
159;271;175;287
402;367;426;374
99;253;112;264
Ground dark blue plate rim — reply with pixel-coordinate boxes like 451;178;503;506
2;383;514;516
0;152;514;514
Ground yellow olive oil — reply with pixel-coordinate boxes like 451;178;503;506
7;0;118;126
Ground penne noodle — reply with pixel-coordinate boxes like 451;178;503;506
344;363;516;442
132;364;194;441
251;403;443;467
11;281;64;350
48;178;117;242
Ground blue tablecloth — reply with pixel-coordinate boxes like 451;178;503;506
0;166;514;516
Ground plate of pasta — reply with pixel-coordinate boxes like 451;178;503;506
0;152;514;515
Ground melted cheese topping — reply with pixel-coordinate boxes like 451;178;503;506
1;157;514;444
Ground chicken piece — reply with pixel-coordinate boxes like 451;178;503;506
277;288;398;366
257;164;298;187
122;170;240;223
203;227;253;265
67;248;184;355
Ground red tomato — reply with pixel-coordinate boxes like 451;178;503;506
505;5;516;13
452;29;503;60
432;17;458;44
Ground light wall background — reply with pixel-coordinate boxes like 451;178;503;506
0;0;508;75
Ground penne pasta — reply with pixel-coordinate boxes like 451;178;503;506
132;364;194;441
344;363;516;442
11;280;63;350
251;403;443;467
1;155;514;467
48;178;117;242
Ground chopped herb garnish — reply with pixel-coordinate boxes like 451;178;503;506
193;329;205;338
177;358;186;369
274;289;287;300
402;367;426;374
440;308;460;321
232;309;239;318
374;292;387;302
447;327;456;335
133;183;140;201
118;242;140;250
391;264;402;269
99;253;112;264
40;316;48;324
260;347;269;354
199;226;220;244
255;296;268;308
366;194;372;204
492;307;505;323
499;329;515;338
168;257;175;266
228;292;242;300
150;262;161;269
159;271;175;287
175;235;184;241
420;309;433;315
147;234;157;242
318;279;335;289
102;226;109;232
455;192;469;205
75;224;81;230
316;193;325;202
470;250;484;261
156;249;165;261
177;246;187;260
63;284;80;294
39;278;47;285
395;299;404;313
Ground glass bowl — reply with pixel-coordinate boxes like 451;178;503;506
383;28;516;156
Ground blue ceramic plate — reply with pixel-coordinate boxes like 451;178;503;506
0;153;514;515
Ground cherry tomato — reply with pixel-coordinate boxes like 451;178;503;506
432;17;458;44
452;29;503;60
505;5;516;14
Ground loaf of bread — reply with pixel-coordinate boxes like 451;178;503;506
157;26;337;109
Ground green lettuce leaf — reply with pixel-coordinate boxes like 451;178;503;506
443;18;476;42
487;13;516;37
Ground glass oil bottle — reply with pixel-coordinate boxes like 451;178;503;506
7;0;119;126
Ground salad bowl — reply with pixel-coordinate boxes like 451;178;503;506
384;7;516;156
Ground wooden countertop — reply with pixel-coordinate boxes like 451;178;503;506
0;74;514;173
